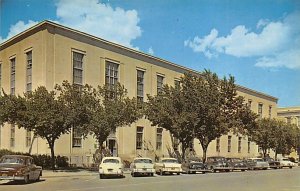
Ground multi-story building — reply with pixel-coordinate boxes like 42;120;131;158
0;21;278;166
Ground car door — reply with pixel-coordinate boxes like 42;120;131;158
27;158;37;180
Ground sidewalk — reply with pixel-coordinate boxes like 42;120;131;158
42;169;131;178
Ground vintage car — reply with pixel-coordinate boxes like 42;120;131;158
246;158;269;170
182;158;210;174
0;155;42;183
226;158;248;171
99;157;124;179
264;158;281;169
278;158;294;169
130;157;155;177
154;158;182;175
206;156;232;172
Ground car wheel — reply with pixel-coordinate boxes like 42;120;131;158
241;169;246;172
24;175;30;184
160;170;163;176
151;173;154;176
100;174;104;179
289;166;292;169
177;172;180;175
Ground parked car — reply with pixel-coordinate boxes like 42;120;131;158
155;158;182;175
226;158;248;171
0;155;42;183
278;158;294;169
130;157;155;177
182;158;210;174
99;157;124;179
206;156;232;172
246;158;269;170
264;158;281;169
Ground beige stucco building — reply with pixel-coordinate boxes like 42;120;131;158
0;21;278;166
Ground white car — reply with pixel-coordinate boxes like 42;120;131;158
278;158;294;169
99;157;124;179
130;157;155;177
155;158;182;175
246;158;269;170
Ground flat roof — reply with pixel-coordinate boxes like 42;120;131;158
0;20;278;103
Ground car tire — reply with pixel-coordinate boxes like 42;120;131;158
177;172;180;175
99;174;104;179
289;166;292;169
24;175;30;184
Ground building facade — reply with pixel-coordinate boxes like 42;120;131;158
0;21;278;166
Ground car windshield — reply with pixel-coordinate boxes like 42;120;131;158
103;159;119;164
229;158;242;162
209;157;225;162
0;157;25;164
134;159;152;163
162;159;178;163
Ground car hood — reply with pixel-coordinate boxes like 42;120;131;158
134;163;154;169
0;163;25;171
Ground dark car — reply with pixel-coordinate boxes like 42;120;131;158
226;158;248;171
206;156;232;172
265;158;280;169
182;158;210;174
0;155;42;183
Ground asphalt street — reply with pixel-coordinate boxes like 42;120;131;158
1;168;300;191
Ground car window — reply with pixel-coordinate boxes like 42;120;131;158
103;159;119;164
254;159;264;162
0;157;25;164
161;159;178;163
134;159;152;163
282;159;289;161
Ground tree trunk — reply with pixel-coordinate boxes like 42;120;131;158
263;148;267;159
181;145;186;163
201;145;208;164
49;142;55;171
98;138;105;162
275;150;278;160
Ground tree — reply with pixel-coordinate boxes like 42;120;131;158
186;71;256;163
145;82;196;162
250;118;278;158
85;83;142;162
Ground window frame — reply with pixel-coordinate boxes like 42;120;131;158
156;128;163;150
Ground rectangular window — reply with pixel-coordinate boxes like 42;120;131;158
258;146;262;153
10;125;15;147
73;52;84;86
174;80;180;90
26;130;31;147
137;70;144;102
269;106;272;118
136;126;144;150
248;99;252;109
216;137;220;152
248;140;251;153
238;137;242;153
258;103;263;119
26;51;32;92
72;128;82;147
228;135;232;152
0;63;2;95
157;75;164;94
105;61;119;87
172;136;179;151
156;128;163;150
10;58;16;95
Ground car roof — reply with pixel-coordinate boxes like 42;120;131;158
133;157;152;160
102;157;121;160
1;155;32;159
161;158;177;160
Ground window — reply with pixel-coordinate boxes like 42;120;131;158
248;99;252;109
172;136;179;151
216;137;220;152
156;128;163;150
136;126;144;150
26;51;32;92
0;63;2;95
72;128;82;147
26;130;31;147
137;70;144;102
10;125;15;147
238;137;242;153
248;140;251;153
73;52;84;86
258;146;262;153
268;106;272;118
174;80;180;89
227;135;232;152
10;58;16;95
258;103;263;119
157;75;164;94
105;61;119;86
